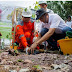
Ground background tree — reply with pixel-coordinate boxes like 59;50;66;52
47;1;72;20
7;1;72;20
7;7;23;21
31;1;40;19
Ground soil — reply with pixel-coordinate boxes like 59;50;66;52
0;47;72;72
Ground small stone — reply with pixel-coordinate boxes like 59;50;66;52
23;59;32;64
38;57;41;59
7;61;13;65
9;70;17;72
0;59;7;65
19;68;29;72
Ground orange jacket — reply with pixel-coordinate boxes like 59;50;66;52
15;20;34;48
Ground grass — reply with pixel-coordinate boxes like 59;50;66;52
0;22;11;25
0;22;12;38
0;27;12;30
0;30;11;38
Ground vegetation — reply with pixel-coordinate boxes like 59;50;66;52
47;1;72;20
0;22;12;38
1;1;72;39
7;7;24;21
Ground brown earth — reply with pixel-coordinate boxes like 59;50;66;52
0;47;72;72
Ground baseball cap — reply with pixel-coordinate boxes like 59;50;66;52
38;1;47;5
22;8;32;17
36;8;48;20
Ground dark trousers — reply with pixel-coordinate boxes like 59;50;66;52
40;27;72;49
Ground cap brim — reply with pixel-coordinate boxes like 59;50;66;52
22;15;32;17
36;12;49;20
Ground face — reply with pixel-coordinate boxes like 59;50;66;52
39;3;47;10
68;17;71;21
39;13;48;23
22;16;31;22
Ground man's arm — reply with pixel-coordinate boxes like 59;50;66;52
36;28;55;44
28;33;41;53
28;28;55;53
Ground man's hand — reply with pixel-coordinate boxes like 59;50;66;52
28;43;38;54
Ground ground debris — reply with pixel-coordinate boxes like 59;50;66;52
8;49;19;56
51;63;71;71
0;49;72;72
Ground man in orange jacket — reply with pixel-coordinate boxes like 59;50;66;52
12;8;35;53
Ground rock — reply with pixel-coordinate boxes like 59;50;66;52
13;61;18;65
19;68;30;72
30;68;42;72
51;63;71;71
0;59;7;65
0;65;9;72
38;57;41;59
51;64;61;70
4;65;10;70
7;61;13;65
1;52;9;59
9;70;17;72
9;65;20;70
41;66;52;70
68;67;72;72
23;59;33;64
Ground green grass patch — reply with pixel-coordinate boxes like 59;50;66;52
0;22;12;25
0;30;12;38
0;27;12;30
0;22;12;38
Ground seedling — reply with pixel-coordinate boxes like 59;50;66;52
33;65;42;70
18;59;23;62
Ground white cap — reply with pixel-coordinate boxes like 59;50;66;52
38;1;47;5
22;8;32;17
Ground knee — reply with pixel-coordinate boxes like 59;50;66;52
63;27;72;33
40;28;48;37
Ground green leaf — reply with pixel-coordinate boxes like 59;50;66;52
6;35;9;38
24;8;27;12
36;1;38;4
32;59;34;61
18;59;23;62
14;50;18;53
33;65;42;70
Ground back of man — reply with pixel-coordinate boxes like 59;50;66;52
27;9;72;54
41;14;69;34
35;8;72;50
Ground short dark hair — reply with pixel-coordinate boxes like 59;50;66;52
68;16;71;19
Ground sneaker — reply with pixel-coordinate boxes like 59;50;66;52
25;47;29;54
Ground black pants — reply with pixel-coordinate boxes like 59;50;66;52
40;27;72;49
